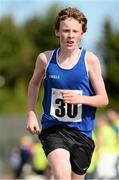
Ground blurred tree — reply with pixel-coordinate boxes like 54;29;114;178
0;4;61;113
97;20;119;107
0;16;35;88
23;4;60;53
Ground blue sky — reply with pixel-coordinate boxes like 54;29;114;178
0;0;119;52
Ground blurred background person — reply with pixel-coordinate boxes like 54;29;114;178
9;147;21;179
95;115;117;179
107;108;119;178
85;132;98;179
14;135;33;179
32;141;51;179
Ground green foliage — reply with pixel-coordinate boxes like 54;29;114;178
0;4;60;114
0;16;35;88
0;84;27;114
23;4;59;52
97;19;119;108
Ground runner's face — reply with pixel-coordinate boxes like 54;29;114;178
56;18;84;50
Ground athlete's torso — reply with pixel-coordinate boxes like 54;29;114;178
40;47;96;138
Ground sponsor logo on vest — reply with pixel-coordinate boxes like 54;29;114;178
49;75;60;79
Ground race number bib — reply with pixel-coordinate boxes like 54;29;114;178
50;88;82;122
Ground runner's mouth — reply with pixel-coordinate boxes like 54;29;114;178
67;41;74;44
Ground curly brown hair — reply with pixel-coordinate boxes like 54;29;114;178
54;7;87;33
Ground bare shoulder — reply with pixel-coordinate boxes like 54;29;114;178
86;51;100;65
36;50;54;68
31;50;54;82
86;51;101;72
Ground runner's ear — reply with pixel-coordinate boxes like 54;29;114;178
55;30;60;38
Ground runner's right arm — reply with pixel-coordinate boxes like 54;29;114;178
26;52;49;135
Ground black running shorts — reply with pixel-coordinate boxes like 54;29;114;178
39;125;95;175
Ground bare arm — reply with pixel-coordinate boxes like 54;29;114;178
85;52;109;107
62;52;109;107
26;51;51;134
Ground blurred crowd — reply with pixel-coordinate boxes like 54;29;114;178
9;108;119;179
86;108;119;179
9;135;51;179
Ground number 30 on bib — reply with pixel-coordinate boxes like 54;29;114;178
50;88;82;122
